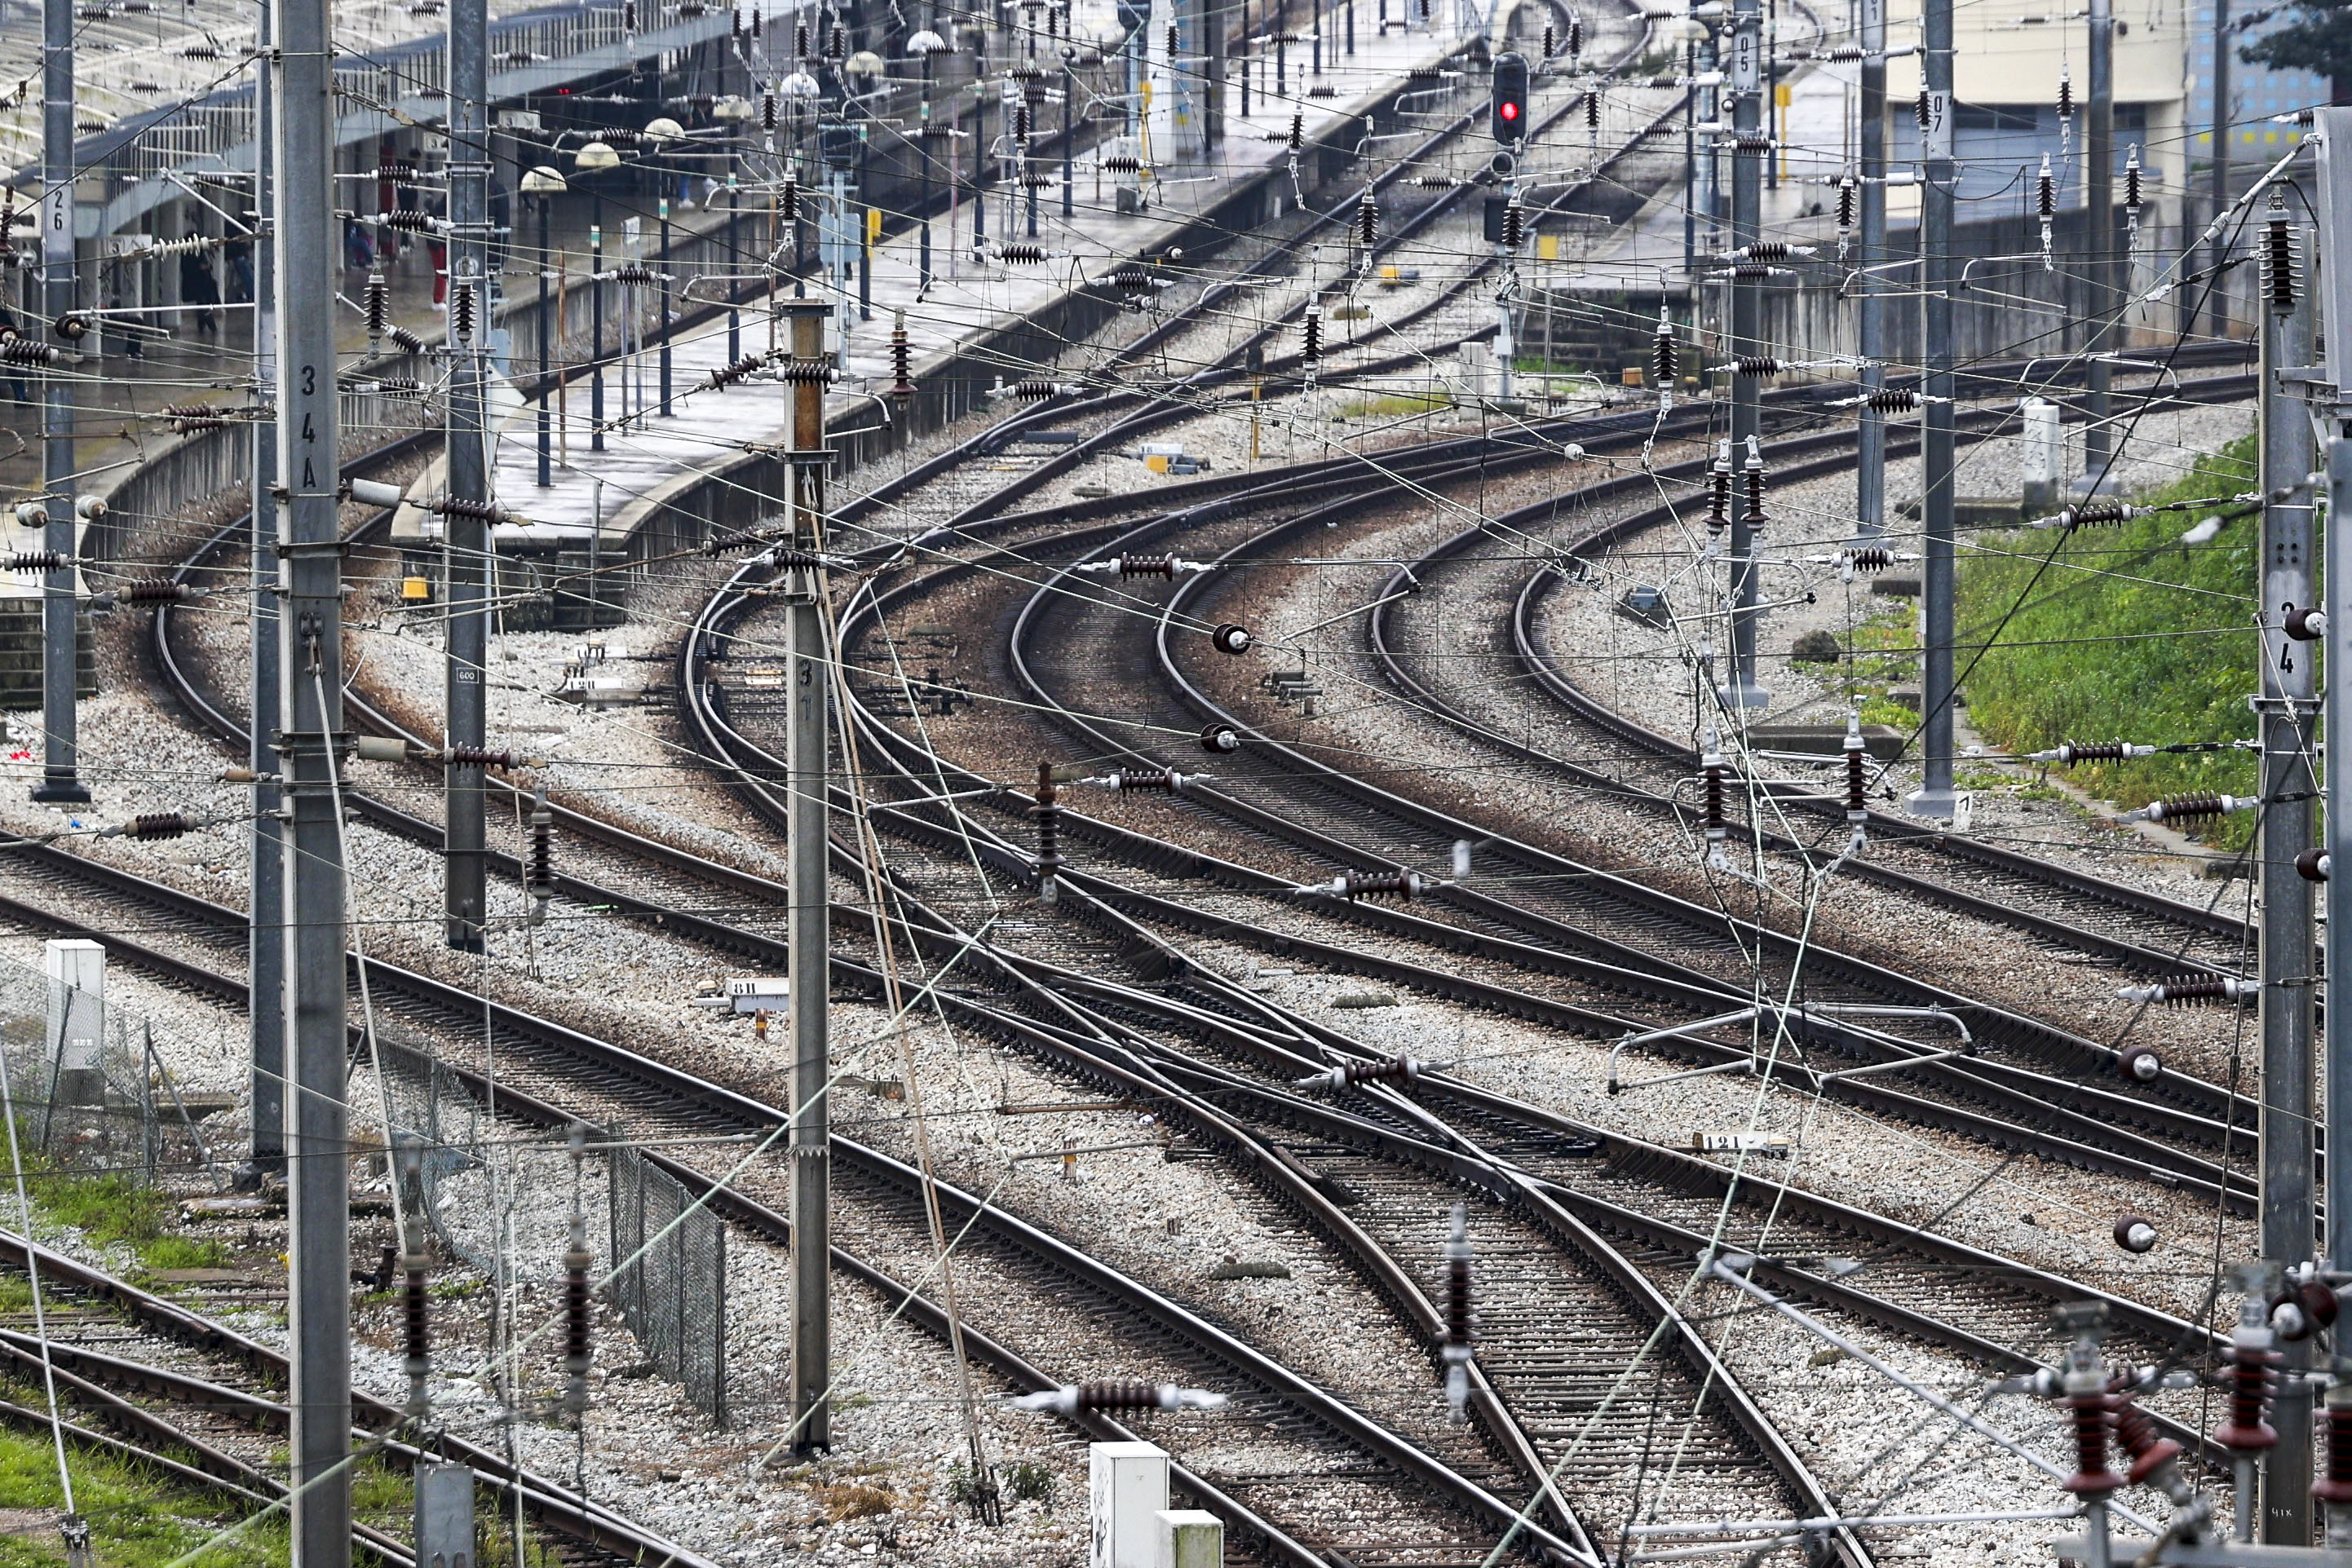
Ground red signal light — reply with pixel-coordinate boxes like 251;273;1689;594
1500;101;1519;119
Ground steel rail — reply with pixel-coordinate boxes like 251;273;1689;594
967;460;2260;1205
687;591;1865;1568
0;836;1567;1568
1360;391;2259;974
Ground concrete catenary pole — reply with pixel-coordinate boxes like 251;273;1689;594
1904;0;1957;815
444;0;493;950
781;299;833;1454
2078;0;2115;491
35;0;87;806
1852;0;1886;540
272;0;352;1547
2257;186;2317;1546
1722;0;1766;710
248;0;285;1174
2315;105;2352;1308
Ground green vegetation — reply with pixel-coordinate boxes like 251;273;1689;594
1335;391;1451;420
0;1414;285;1567
1827;599;1927;731
1956;435;2261;846
10;1164;228;1279
1001;1460;1055;1508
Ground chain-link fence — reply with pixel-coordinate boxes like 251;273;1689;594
374;1036;493;1266
0;943;222;1185
606;1143;727;1427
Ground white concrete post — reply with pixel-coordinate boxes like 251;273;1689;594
1090;1442;1169;1568
1156;1509;1222;1568
2019;397;2063;510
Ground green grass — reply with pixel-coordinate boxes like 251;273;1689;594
0;1415;546;1568
0;1414;286;1567
1956;435;2261;846
1335;392;1451;420
11;1164;228;1279
1824;598;1924;731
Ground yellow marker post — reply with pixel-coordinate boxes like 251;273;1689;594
866;207;881;250
1774;83;1793;180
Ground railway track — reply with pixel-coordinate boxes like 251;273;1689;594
686;533;2240;1546
0;1227;718;1566
833;6;1689;551
104;12;2241;1558
144;415;2226;1568
1366;389;2260;982
757;356;2266;1212
138;434;2235;1564
1143;460;2259;1186
0;841;1598;1568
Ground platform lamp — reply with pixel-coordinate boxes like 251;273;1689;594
713;94;756;357
573;138;622;452
910;28;948;289
520;164;568;487
845;50;886;320
643;116;686;414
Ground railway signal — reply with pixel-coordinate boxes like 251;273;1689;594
1490;51;1527;146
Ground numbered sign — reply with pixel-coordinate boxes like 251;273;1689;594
1730;21;1760;92
1919;89;1952;160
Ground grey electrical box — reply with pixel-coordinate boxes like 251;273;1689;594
413;1460;475;1568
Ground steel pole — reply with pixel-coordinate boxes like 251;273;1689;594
2205;0;2231;341
1682;39;1695;278
2319;113;2352;1293
35;0;86;806
1722;0;1766;711
1905;0;1957;815
2328;433;2352;1283
537;192;552;488
1853;0;1886;539
2258;198;2319;1547
781;300;833;1455
659;197;674;414
591;199;606;451
2079;0;2115;491
444;0;491;950
247;0;285;1175
921;104;935;289
272;0;351;1548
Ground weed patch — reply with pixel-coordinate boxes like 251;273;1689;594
1956;435;2260;846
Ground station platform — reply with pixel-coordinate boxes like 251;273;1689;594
385;17;1485;581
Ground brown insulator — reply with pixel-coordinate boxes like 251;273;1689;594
2314;1399;2352;1505
2061;1393;2124;1495
2112;1394;2182;1486
445;745;527;770
2215;1340;2281;1452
